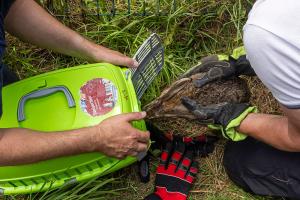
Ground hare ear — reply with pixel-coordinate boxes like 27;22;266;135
147;104;198;120
178;55;219;79
143;78;191;117
160;78;191;102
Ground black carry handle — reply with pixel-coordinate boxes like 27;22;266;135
18;86;75;122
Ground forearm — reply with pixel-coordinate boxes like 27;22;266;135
5;0;137;67
0;112;150;166
0;127;94;166
5;0;103;62
238;113;300;152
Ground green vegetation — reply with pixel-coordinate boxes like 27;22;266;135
3;0;278;199
6;0;252;104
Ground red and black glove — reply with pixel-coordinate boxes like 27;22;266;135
144;142;198;200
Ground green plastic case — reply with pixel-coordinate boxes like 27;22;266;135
0;63;146;195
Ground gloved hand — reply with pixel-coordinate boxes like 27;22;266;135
193;55;256;88
180;50;256;88
181;97;257;141
144;142;198;200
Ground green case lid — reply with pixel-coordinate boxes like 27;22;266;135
0;63;146;195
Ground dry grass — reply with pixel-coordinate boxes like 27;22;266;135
247;77;282;115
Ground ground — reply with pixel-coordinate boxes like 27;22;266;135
1;0;282;199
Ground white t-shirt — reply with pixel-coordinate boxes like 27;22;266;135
247;0;300;44
243;0;300;108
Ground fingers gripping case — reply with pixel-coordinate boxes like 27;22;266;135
0;63;146;195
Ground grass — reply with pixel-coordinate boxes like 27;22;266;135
2;0;282;199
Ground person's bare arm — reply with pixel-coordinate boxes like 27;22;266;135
4;0;138;67
0;127;92;165
0;112;149;166
238;107;300;152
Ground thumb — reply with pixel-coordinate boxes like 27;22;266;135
181;97;198;112
107;53;139;68
95;46;139;68
115;112;147;122
181;97;209;119
119;57;139;68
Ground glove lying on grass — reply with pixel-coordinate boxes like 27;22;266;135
144;141;198;200
181;97;257;141
146;121;218;157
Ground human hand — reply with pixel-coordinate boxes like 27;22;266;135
180;55;255;88
91;44;139;68
181;96;257;141
91;112;150;159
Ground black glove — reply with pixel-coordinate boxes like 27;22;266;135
180;54;255;88
144;142;198;200
193;55;256;88
181;97;257;141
